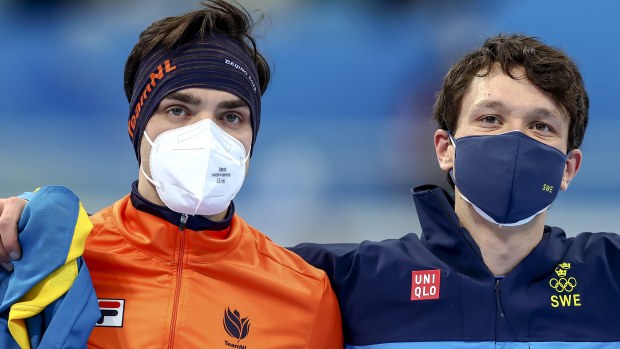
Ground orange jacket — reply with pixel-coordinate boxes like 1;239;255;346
85;194;343;348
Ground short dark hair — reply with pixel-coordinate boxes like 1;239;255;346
433;34;589;151
123;0;271;102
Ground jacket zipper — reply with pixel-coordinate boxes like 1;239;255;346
494;278;505;319
168;213;188;348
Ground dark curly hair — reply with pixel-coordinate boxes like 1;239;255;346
123;0;270;102
433;33;588;151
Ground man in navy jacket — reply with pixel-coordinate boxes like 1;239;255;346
291;34;620;348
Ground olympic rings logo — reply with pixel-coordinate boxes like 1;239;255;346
549;277;577;293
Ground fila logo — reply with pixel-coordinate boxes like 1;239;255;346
411;270;441;301
96;299;125;327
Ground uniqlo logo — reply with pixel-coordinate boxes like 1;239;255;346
96;299;125;327
411;270;441;301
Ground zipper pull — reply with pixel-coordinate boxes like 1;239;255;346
178;213;189;231
495;278;505;319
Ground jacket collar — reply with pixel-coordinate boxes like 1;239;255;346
105;182;245;263
129;180;233;231
411;185;566;281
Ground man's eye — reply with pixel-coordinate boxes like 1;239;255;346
533;122;552;132
482;115;499;123
224;113;241;123
167;107;188;117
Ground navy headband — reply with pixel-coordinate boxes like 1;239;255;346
127;33;261;162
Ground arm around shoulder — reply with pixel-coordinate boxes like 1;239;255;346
290;242;359;289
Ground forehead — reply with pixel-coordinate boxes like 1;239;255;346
460;64;569;122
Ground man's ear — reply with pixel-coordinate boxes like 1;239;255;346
560;148;582;190
434;129;454;172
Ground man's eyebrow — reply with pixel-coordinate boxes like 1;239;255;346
531;107;561;119
217;99;248;110
163;91;202;106
470;100;506;111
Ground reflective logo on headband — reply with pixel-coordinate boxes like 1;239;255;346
127;59;177;139
224;58;257;93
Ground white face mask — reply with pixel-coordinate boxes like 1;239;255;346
141;119;249;216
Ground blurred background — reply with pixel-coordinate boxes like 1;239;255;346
1;0;618;246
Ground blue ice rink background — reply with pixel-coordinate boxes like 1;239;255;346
1;0;618;246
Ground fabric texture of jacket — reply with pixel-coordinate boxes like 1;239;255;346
292;185;620;349
85;183;343;348
0;186;100;349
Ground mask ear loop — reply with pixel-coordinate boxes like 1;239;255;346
558;148;573;190
447;133;457;183
142;130;156;147
241;145;251;166
447;133;456;146
140;131;163;190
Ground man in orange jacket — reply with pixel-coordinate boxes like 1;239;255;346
0;1;343;348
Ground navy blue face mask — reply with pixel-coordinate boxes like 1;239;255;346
450;131;568;226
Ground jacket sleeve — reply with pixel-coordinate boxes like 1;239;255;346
289;242;359;292
305;273;344;349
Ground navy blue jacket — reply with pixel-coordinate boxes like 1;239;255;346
292;185;620;348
